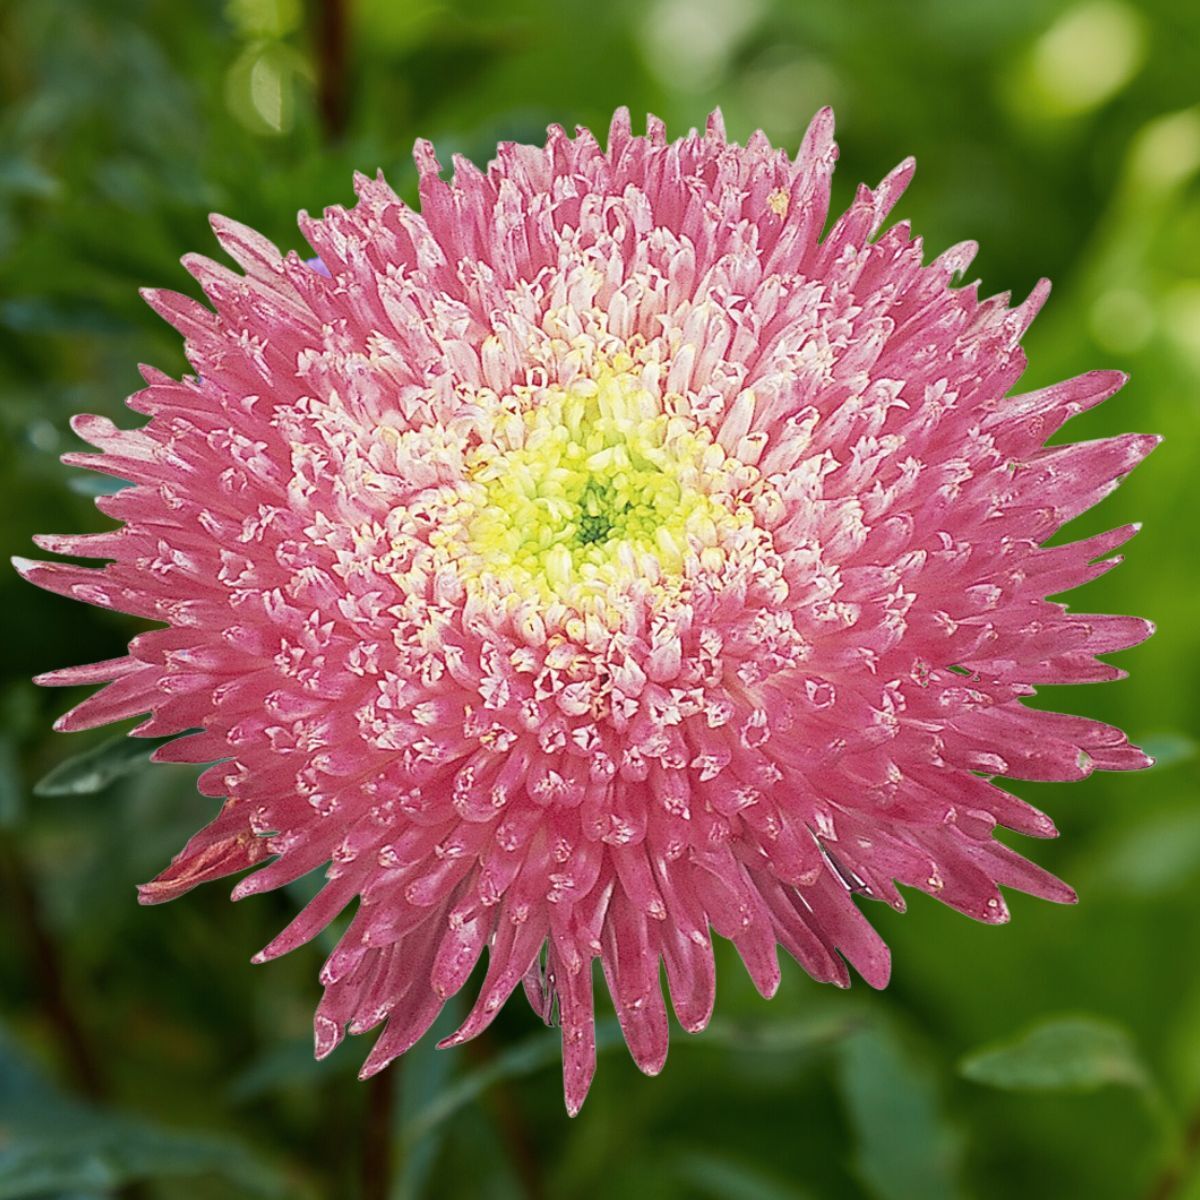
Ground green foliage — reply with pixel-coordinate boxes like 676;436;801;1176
0;736;22;828
673;1151;814;1200
960;1015;1152;1094
0;1028;291;1198
33;734;181;797
837;1024;964;1200
0;0;1198;1197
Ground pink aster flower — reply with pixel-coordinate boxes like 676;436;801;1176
17;109;1155;1114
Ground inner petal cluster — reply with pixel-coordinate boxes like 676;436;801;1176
429;349;773;617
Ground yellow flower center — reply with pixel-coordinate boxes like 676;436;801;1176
430;357;766;615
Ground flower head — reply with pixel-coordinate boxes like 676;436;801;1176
17;109;1155;1113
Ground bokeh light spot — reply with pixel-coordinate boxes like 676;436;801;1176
639;0;765;92
1024;1;1146;118
1090;289;1154;354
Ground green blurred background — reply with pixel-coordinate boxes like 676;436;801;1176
1;0;1198;1197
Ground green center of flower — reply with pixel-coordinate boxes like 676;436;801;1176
431;359;756;612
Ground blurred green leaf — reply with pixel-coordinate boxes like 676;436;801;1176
66;474;135;497
402;1007;863;1151
959;1015;1151;1093
701;1009;866;1053
226;0;303;39
1084;810;1200;897
837;1023;964;1200
1140;732;1198;770
0;297;134;335
0;1027;291;1198
227;1034;350;1103
34;733;181;797
393;996;465;1200
0;736;21;828
0;1128;285;1200
673;1151;814;1200
403;1018;624;1146
0;155;58;199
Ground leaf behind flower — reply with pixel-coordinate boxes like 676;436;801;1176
34;733;183;797
959;1014;1151;1093
0;1026;292;1198
837;1022;965;1200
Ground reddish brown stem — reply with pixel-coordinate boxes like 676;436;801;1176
361;1065;398;1200
466;1033;546;1200
0;837;105;1098
315;0;349;142
1142;1111;1200;1200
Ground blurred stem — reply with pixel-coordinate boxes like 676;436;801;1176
315;0;349;142
362;1064;397;1200
465;1033;545;1200
1143;1107;1200;1200
0;836;104;1099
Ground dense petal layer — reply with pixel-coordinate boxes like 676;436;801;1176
18;108;1153;1112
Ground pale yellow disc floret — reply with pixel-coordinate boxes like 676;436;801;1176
413;352;782;622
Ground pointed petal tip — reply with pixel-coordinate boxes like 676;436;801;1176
361;1034;412;1080
1028;275;1053;308
412;137;442;179
1095;367;1130;395
30;534;65;556
1030;874;1079;906
11;554;39;581
800;106;836;154
858;943;892;990
562;1045;597;1116
880;154;917;191
67;412;100;438
230;878;256;902
252;931;296;964
136;882;168;906
314;1016;342;1060
358;1056;389;1081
